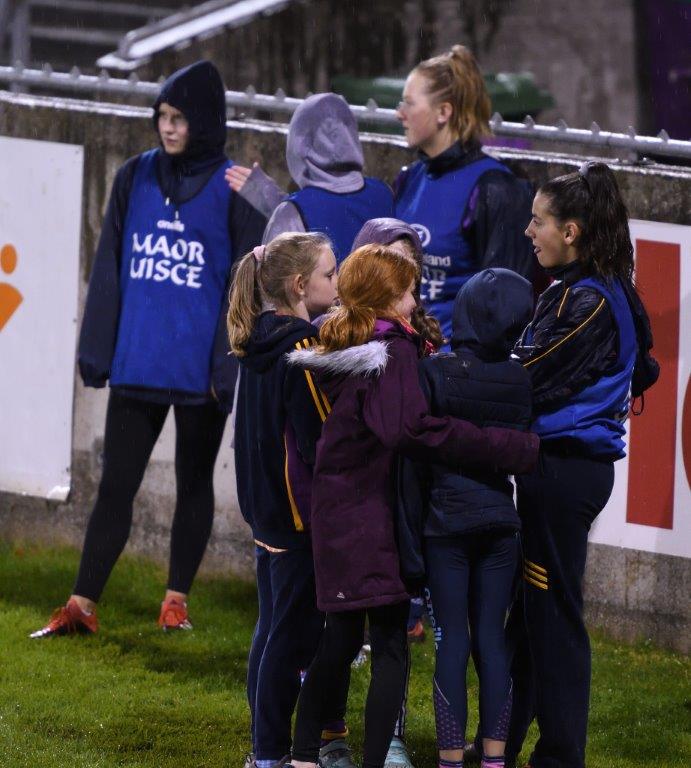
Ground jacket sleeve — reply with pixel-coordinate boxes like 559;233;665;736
514;286;618;411
262;201;307;244
237;165;286;219
395;454;430;590
362;338;539;473
395;360;435;590
210;191;269;411
463;171;535;279
283;343;329;464
77;156;138;387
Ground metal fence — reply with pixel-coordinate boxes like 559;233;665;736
1;63;690;162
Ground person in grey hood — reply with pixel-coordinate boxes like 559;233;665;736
226;93;394;259
398;268;533;768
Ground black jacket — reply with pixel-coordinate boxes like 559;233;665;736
77;61;267;409
234;313;327;550
397;269;533;584
513;261;619;414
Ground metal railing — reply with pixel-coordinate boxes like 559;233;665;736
0;0;175;72
1;64;690;162
98;0;295;70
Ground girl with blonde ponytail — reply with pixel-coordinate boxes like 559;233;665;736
229;231;338;768
395;44;536;346
285;245;539;768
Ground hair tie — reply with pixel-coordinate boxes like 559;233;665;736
253;245;266;263
578;162;592;195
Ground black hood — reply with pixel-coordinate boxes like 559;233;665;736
242;312;319;374
153;60;227;167
451;268;533;360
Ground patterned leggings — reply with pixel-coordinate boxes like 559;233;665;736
424;532;518;749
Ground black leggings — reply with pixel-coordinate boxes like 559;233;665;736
293;601;409;768
73;391;226;602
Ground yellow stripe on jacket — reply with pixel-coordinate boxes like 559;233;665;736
296;338;331;421
283;433;304;532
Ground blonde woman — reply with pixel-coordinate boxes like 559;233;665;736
395;45;535;344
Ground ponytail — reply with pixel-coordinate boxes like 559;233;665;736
410;305;444;350
317;245;419;353
540;161;634;283
320;305;377;351
414;44;491;144
227;251;262;356
227;231;331;356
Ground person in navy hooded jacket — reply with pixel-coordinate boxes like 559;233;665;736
31;60;267;639
228;231;339;768
399;268;533;768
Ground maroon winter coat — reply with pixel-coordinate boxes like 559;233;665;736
288;320;539;613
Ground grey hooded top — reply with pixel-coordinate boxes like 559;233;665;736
238;93;365;242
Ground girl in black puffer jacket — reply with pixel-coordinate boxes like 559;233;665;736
400;267;533;768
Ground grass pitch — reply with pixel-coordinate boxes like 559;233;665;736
0;544;689;767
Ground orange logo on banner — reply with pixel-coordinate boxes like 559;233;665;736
0;244;23;331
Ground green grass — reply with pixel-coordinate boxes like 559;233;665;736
0;543;689;767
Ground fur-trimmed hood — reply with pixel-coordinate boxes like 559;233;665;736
287;339;389;378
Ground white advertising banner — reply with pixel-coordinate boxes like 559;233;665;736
0;136;84;500
589;219;691;559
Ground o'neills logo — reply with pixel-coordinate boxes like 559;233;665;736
411;223;431;248
157;218;185;233
129;232;205;289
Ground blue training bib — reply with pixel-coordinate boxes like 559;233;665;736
395;155;509;340
288;178;394;263
110;150;233;394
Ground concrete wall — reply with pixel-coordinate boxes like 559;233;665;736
0;90;689;652
433;0;638;134
136;0;639;136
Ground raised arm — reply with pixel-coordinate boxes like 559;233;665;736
363;338;538;473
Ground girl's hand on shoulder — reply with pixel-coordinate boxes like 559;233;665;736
225;164;255;193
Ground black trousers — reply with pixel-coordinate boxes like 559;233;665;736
506;448;614;768
73;390;226;601
248;545;325;761
293;601;409;768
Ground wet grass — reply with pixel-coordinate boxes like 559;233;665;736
0;543;689;767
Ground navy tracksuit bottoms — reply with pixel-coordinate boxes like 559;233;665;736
424;532;518;750
506;447;614;768
248;545;324;761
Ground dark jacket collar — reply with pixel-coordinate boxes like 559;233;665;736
155;149;225;206
419;140;485;179
242;312;318;374
546;260;584;286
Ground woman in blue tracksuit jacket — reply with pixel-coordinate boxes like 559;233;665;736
395;45;536;344
31;60;266;638
505;162;651;768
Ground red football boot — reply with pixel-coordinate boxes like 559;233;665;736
30;598;98;638
158;596;193;631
